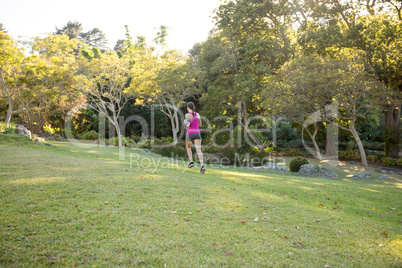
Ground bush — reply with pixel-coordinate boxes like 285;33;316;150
289;157;309;172
276;148;306;157
364;141;385;151
137;140;152;149
1;122;17;134
217;146;237;165
103;137;136;147
177;141;187;148
367;155;377;162
338;150;361;161
152;138;163;146
151;145;187;158
81;130;99;140
0;122;6;132
381;157;401;167
202;144;219;153
131;135;142;143
160;137;174;143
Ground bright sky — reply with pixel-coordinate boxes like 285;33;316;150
0;0;222;53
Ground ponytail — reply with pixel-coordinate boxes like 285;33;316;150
187;102;196;118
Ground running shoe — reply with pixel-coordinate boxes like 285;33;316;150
200;166;205;174
187;162;194;168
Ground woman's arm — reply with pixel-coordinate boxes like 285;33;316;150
197;113;202;127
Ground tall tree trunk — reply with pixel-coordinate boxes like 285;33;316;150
241;102;264;152
384;100;400;158
350;120;368;167
172;110;180;145
116;124;122;148
325;123;338;157
303;124;322;160
168;114;179;146
5;101;12;126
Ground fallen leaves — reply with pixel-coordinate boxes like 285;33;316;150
240;221;247;224
380;231;387;237
293;242;304;247
315;219;321;222
223;250;233;255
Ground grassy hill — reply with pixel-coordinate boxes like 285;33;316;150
0;133;401;267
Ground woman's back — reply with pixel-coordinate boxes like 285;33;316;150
187;112;200;134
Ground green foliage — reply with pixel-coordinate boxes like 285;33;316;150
161;137;173;143
151;145;186;158
152;138;163;146
103;137;136;148
381;157;401;167
81;130;99;140
289;157;309;172
276;148;307;157
2;122;17;134
363;141;385;151
176;141;186;149
137;140;152;149
366;155;377;163
217;146;237;165
338;150;361;161
202;144;219;153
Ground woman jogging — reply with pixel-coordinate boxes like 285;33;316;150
184;102;205;174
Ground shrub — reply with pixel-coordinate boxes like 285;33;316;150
177;141;187;148
382;157;399;166
217;146;237;165
363;141;385;151
137;140;152;149
289;157;309;172
0;122;6;132
131;135;142;143
81;130;99;140
160;137;174;143
103;137;136;147
1;122;17;134
366;155;377;162
151;145;187;158
202;144;219;153
153;138;163;146
276;148;306;157
338;150;361;161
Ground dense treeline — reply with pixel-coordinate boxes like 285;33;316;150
0;0;401;167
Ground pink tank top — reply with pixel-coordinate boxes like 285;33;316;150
187;112;200;134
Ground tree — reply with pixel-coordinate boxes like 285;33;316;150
129;49;201;145
55;21;108;49
77;53;131;148
114;25;146;56
264;53;388;167
22;34;82;133
0;23;7;33
263;56;340;159
55;21;83;39
79;28;108;49
0;34;35;125
296;3;402;157
197;0;297;151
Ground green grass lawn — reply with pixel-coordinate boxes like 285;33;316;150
0;134;401;267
